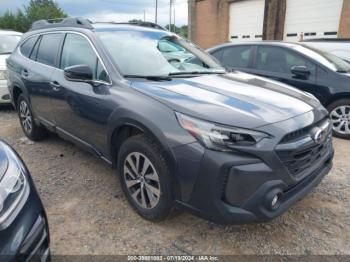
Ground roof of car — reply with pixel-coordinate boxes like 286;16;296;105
29;17;167;32
0;30;22;35
207;41;303;51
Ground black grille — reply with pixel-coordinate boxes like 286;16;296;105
277;137;331;177
277;119;332;178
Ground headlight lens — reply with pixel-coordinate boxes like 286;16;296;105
0;70;7;80
0;143;29;225
176;112;271;151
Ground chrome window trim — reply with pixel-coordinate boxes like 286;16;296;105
18;30;112;85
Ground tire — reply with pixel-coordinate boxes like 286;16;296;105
17;94;48;141
327;99;350;139
117;134;175;222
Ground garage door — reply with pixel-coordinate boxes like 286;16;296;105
284;0;344;42
229;0;265;42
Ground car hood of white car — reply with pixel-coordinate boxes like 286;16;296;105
0;54;9;70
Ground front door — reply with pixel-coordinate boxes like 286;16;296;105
50;33;113;154
249;45;320;99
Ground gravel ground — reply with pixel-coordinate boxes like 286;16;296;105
0;108;349;255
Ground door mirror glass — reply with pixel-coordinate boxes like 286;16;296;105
291;65;310;79
64;64;93;82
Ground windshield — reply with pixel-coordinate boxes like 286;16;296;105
96;29;225;76
295;45;350;73
0;34;21;54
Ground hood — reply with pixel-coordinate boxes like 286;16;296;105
131;71;320;129
0;142;9;180
0;54;9;70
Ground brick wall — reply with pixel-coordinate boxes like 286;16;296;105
263;0;286;40
339;0;350;38
192;0;230;49
189;0;285;48
189;0;350;48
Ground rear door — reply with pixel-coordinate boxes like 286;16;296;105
249;45;320;96
24;33;64;124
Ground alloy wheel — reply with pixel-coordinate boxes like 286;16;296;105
123;152;161;209
19;100;33;134
330;105;350;135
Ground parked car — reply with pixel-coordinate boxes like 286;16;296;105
208;42;350;139
0;30;22;106
302;39;350;63
0;140;50;261
7;18;334;224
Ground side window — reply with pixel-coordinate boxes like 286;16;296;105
221;46;252;69
210;49;224;62
36;34;62;67
20;36;39;58
256;46;315;74
29;36;41;60
285;52;316;73
256;46;287;73
60;33;108;82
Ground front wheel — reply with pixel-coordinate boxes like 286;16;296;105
328;99;350;139
117;135;175;222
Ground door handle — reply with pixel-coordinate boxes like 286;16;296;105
21;69;29;78
50;81;61;91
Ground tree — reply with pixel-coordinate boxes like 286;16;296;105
165;24;188;38
0;11;18;31
25;0;66;26
0;0;67;32
129;19;143;23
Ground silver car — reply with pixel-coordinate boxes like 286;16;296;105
0;30;22;105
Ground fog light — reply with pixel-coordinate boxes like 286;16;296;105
265;189;282;210
271;195;279;208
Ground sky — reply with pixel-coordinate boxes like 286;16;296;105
0;0;188;26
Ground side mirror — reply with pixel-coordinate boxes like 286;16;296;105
291;65;310;79
64;65;93;82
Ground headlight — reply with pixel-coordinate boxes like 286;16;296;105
0;143;29;227
175;112;271;151
0;70;7;80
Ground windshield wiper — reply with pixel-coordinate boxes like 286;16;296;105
124;75;171;81
168;71;226;76
0;52;12;55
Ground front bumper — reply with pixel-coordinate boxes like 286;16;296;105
173;110;334;224
0;145;50;262
0;187;50;262
0;80;11;105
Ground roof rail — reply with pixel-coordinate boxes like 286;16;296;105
93;21;167;31
30;17;93;31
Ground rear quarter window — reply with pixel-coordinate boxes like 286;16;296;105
36;33;62;67
20;36;39;58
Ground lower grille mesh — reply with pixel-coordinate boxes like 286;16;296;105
277;137;331;177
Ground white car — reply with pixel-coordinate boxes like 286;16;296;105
0;30;22;105
302;39;350;63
